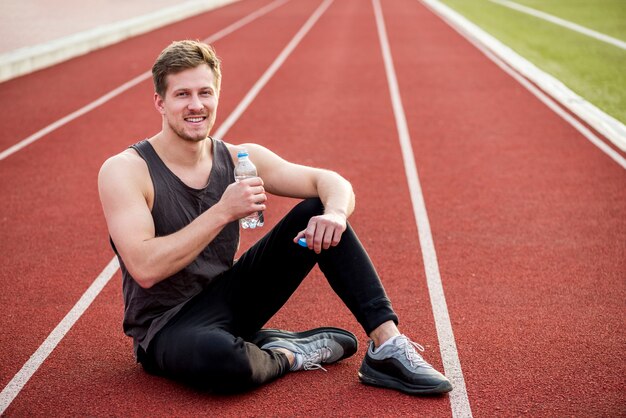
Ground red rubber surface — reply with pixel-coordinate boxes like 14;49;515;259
384;1;626;415
1;0;624;416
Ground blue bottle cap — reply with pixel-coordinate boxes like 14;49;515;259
237;149;249;158
297;237;307;247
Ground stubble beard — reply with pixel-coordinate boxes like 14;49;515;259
168;113;215;143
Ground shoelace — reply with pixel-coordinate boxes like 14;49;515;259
301;346;333;371
398;337;431;369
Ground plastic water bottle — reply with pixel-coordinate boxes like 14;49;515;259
234;149;264;229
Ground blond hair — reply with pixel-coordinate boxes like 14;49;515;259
152;40;221;97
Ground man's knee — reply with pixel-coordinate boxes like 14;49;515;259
293;198;324;218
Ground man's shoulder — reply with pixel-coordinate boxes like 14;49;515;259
223;140;261;158
223;141;269;155
99;147;147;183
103;147;143;169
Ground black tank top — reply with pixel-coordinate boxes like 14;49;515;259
114;138;239;356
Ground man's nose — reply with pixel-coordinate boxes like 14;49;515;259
188;94;203;110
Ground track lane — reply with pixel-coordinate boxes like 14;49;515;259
372;1;471;416
5;0;455;415
0;0;320;392
381;0;626;415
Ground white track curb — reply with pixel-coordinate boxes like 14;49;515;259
0;0;240;83
422;0;626;152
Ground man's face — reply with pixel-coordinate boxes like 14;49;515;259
155;64;219;142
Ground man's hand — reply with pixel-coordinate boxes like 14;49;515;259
294;212;347;254
218;177;267;222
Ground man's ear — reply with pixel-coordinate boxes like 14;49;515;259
154;92;165;115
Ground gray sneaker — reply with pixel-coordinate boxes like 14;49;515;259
358;335;453;394
253;327;358;371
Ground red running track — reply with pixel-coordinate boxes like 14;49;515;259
1;0;624;416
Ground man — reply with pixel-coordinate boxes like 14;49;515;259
98;40;452;395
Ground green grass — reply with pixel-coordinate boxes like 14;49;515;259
437;0;626;124
513;0;626;41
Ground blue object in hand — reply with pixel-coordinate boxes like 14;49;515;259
297;237;308;247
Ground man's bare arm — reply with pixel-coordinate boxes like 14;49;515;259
98;151;266;288
235;143;355;253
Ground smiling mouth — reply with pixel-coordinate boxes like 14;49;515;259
185;116;206;123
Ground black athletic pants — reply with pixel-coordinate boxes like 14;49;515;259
139;198;398;392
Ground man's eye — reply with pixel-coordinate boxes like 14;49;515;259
176;92;188;97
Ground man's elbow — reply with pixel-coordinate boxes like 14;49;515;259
134;276;157;289
126;263;161;289
339;175;355;209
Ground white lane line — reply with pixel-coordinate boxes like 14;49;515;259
422;0;626;169
0;0;290;162
489;0;626;51
214;0;334;138
0;72;147;161
372;1;472;417
0;0;332;413
0;258;119;414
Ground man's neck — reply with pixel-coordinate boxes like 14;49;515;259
150;132;212;168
